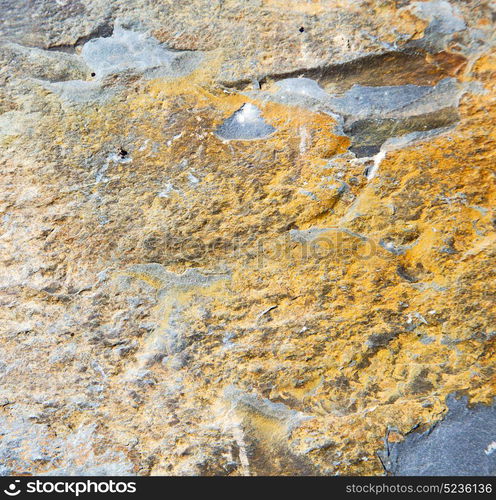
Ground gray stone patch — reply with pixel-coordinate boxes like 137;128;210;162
289;227;332;244
215;103;276;141
124;263;230;293
275;77;330;102
34;23;202;104
137;305;189;365
0;418;133;476
0;111;42;137
0;42;89;82
406;0;468;51
384;395;496;476
464;80;490;96
330;83;431;118
224;386;313;432
48;343;77;364
41;79;114;105
80;24;201;80
337;78;460;156
419;335;435;345
379;239;410;256
410;1;466;35
381;125;456;150
328;78;459;120
289;227;368;244
252;76;459;122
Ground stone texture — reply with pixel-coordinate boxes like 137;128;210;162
0;0;495;476
383;395;496;476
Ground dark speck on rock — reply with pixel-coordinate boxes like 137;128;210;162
396;265;418;283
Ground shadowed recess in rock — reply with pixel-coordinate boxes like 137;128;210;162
223;50;466;92
337;78;461;156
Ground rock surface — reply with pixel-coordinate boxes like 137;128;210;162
0;0;495;476
384;395;496;476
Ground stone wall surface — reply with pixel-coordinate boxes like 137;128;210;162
0;0;495;476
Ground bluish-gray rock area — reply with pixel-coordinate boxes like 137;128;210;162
215;103;276;141
386;395;496;476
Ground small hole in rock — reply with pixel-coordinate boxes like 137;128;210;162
299;27;305;33
119;148;128;158
91;72;96;77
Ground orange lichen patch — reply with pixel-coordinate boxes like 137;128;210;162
197;67;495;474
470;53;496;91
20;36;496;475
472;52;496;73
263;101;348;154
